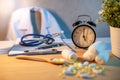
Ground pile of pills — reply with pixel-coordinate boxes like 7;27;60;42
60;61;104;79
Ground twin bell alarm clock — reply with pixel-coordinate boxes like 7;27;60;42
72;15;96;49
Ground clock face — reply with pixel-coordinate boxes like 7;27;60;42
72;25;96;48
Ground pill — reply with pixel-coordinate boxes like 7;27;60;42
78;63;84;67
89;63;96;68
74;62;83;68
68;65;75;71
51;58;66;63
92;66;104;74
83;61;89;66
80;73;91;78
59;58;66;63
63;69;73;75
51;58;58;62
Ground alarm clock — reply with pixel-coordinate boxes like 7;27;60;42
72;15;96;49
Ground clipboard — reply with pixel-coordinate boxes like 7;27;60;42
8;38;66;56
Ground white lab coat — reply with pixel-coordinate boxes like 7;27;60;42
6;6;65;40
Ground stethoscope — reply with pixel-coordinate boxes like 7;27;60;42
19;31;64;46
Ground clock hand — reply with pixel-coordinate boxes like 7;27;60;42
83;28;86;41
85;29;88;41
83;35;86;41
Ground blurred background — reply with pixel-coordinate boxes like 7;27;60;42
0;0;110;40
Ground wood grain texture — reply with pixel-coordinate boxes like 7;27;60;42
0;50;120;80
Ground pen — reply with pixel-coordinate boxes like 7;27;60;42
24;49;61;55
9;49;61;56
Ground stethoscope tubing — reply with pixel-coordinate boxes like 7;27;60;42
19;34;55;46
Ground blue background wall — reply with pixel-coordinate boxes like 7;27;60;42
0;0;110;40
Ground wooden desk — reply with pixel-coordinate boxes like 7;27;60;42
0;50;120;80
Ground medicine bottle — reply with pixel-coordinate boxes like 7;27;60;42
61;49;78;61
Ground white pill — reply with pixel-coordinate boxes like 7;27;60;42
51;58;58;62
83;61;89;66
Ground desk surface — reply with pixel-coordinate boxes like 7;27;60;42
0;49;120;80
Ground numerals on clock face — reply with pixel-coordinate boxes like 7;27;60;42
72;25;96;48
